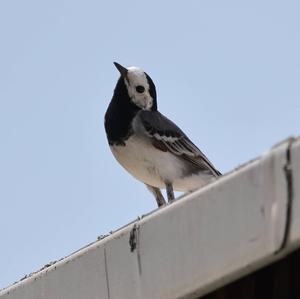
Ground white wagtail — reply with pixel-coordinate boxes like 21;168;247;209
104;62;221;207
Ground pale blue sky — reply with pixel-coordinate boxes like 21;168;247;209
0;0;299;289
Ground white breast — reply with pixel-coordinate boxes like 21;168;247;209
110;136;214;191
110;136;182;188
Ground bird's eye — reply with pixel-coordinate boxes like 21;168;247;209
136;85;145;93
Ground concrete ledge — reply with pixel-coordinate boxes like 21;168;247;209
1;137;299;299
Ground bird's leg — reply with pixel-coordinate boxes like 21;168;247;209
146;185;166;207
165;182;175;203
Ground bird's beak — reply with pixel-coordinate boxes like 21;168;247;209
113;62;128;78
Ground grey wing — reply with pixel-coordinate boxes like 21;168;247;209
138;110;221;177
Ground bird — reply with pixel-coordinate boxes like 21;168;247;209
104;62;221;207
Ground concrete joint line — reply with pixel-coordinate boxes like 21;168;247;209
104;247;111;299
276;138;295;253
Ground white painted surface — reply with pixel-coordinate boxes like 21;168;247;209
1;137;299;299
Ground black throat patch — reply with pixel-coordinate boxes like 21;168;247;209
104;78;139;145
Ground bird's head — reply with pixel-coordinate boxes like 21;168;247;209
113;62;157;111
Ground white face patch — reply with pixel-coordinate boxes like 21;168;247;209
124;67;153;110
